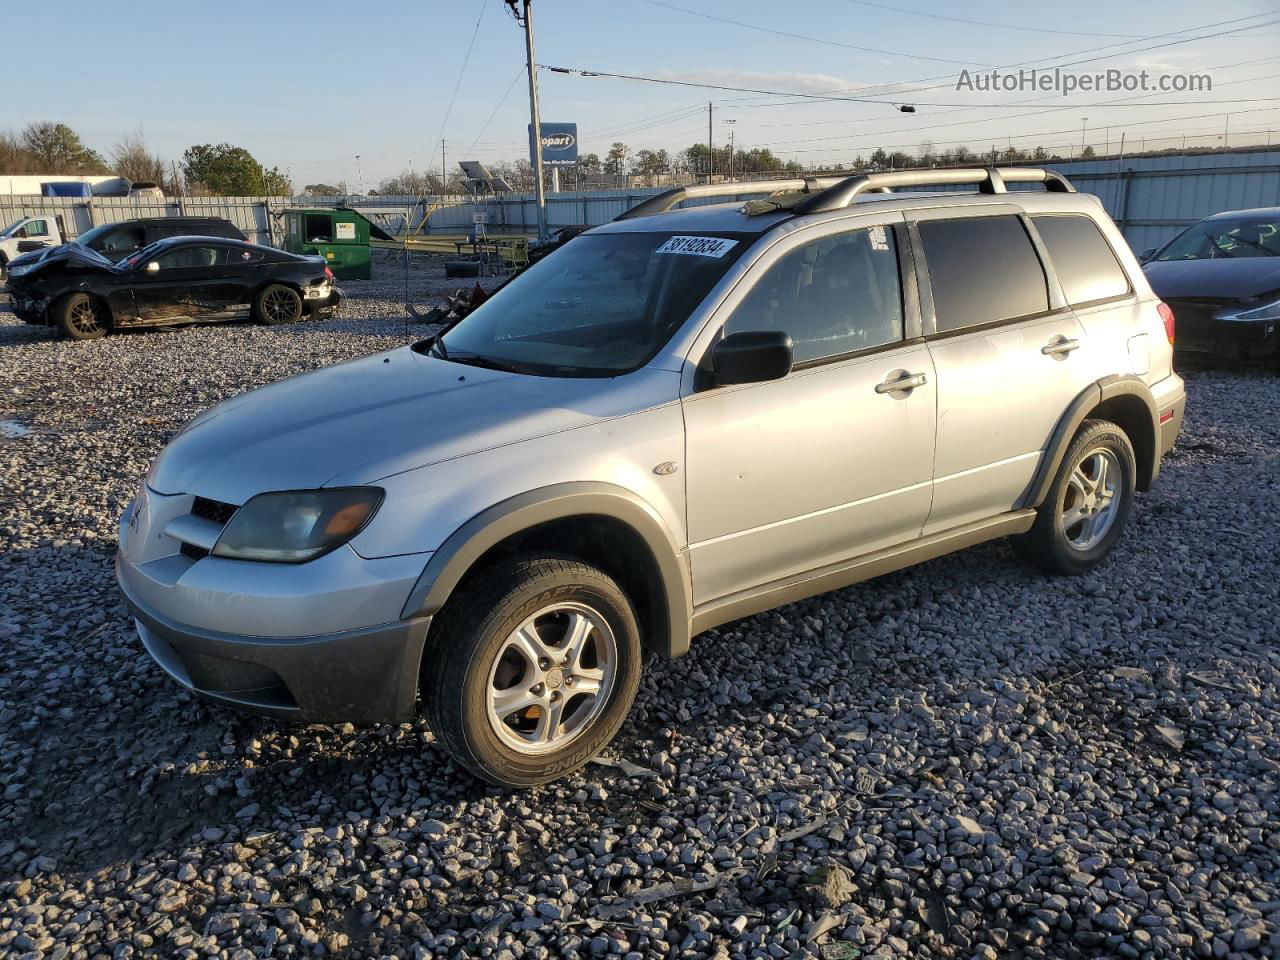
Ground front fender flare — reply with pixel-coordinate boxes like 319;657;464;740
399;481;693;657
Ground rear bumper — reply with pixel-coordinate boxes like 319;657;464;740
307;287;342;317
118;553;429;725
1152;374;1186;457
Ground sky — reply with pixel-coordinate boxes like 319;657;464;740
4;0;1279;189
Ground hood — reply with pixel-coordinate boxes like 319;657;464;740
1142;257;1280;302
148;345;674;503
8;243;115;275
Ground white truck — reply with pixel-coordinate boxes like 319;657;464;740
0;215;69;278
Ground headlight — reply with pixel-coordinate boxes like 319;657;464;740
1218;297;1280;323
7;264;28;277
212;487;383;563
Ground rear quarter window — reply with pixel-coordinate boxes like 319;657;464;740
1032;214;1130;306
918;215;1049;334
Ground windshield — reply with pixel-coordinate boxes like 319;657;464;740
72;223;116;249
1155;215;1280;261
435;232;749;377
123;240;167;268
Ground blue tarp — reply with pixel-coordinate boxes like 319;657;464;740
41;182;92;197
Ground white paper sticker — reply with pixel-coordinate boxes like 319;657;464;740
336;222;356;240
869;225;889;251
655;235;739;258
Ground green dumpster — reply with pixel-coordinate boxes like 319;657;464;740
282;207;393;280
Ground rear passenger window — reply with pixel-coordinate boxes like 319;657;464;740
919;215;1048;333
727;226;904;364
1032;215;1130;306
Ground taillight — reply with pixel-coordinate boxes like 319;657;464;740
323;266;334;280
1157;302;1175;345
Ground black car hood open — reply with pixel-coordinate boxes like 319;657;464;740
1143;257;1280;301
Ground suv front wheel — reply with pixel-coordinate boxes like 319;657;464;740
1016;418;1137;575
423;555;643;787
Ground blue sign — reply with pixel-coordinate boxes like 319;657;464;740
529;122;578;167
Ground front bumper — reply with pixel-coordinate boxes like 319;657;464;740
1166;300;1278;359
119;561;430;724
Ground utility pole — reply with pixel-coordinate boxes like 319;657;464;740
1081;117;1088;153
511;0;548;241
707;102;713;182
355;155;363;195
1223;114;1230;149
441;139;447;193
723;119;736;179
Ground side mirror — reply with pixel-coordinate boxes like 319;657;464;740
710;330;793;386
1138;247;1156;263
145;260;160;273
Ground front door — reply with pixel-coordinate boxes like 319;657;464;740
683;220;937;605
130;243;233;321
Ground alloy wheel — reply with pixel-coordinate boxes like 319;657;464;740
263;288;298;323
1060;447;1121;550
485;602;617;754
69;299;102;336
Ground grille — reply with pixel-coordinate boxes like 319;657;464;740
191;496;238;525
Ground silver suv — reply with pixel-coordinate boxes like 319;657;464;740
116;168;1186;787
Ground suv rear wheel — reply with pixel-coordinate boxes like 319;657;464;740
422;555;642;787
1015;418;1136;575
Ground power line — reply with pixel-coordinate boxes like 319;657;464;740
840;0;1144;38
463;65;526;157
636;0;995;67
435;0;489;168
542;64;1280;110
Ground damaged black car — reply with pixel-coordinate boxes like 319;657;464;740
5;236;341;341
1141;208;1280;365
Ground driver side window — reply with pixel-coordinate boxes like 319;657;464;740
153;245;226;269
725;225;904;365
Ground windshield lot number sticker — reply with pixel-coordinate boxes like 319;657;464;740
869;225;889;251
655;236;739;258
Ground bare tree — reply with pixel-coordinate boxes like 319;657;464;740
112;128;167;187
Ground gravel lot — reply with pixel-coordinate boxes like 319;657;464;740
1;260;1277;959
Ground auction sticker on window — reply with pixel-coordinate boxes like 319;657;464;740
655;235;739;258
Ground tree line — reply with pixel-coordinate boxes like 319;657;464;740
0;122;292;196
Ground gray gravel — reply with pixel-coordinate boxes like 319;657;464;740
1;261;1278;959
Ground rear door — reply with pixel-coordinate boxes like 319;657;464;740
914;209;1094;534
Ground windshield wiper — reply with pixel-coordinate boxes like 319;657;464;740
445;351;531;374
428;334;449;360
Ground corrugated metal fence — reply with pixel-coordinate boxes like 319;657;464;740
2;150;1277;253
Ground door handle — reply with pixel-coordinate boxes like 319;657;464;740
1042;337;1080;356
875;371;928;394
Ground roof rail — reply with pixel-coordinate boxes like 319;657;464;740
614;177;847;220
794;166;1074;215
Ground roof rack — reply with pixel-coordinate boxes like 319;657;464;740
614;167;1074;220
614;177;847;220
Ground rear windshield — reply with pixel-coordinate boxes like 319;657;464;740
436;231;751;377
1155;215;1280;261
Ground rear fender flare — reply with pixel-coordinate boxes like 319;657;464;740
399;482;693;657
1023;375;1159;509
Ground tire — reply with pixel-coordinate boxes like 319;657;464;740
1014;418;1137;576
423;555;643;788
253;284;303;325
57;293;108;341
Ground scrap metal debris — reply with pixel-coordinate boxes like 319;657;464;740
589;755;659;779
594;867;749;919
